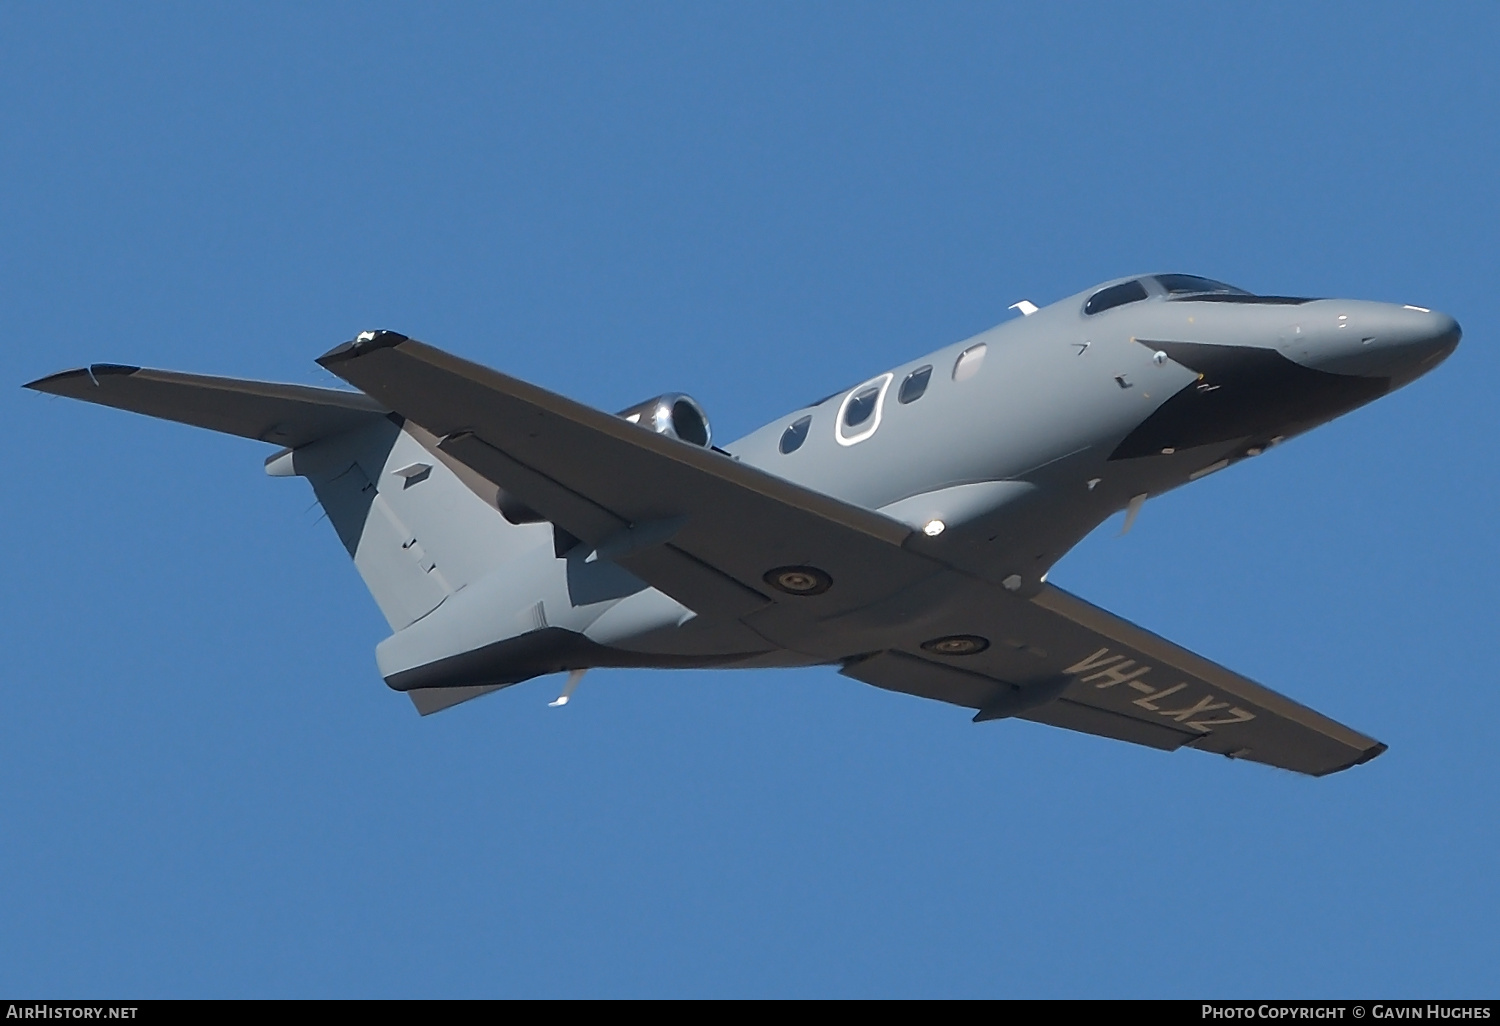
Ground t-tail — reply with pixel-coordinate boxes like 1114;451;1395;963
22;361;603;714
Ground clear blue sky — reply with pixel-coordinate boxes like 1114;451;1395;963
3;3;1496;998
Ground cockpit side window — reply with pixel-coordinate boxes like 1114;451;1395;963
1083;280;1148;315
1153;274;1250;296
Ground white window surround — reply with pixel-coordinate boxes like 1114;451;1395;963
835;372;894;447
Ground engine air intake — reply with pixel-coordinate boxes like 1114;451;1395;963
617;393;712;448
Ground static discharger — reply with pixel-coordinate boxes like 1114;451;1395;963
548;668;587;708
1120;493;1147;536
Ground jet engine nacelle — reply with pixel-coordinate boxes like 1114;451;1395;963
616;393;713;448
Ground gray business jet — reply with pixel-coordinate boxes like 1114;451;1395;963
27;274;1460;775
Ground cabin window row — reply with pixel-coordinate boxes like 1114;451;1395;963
778;343;987;454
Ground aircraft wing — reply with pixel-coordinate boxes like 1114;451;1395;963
841;583;1385;776
317;332;1384;776
25;364;388;449
316;332;945;625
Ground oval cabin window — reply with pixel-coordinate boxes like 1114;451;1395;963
835;373;893;446
843;385;880;428
779;415;812;454
898;365;932;404
952;344;987;382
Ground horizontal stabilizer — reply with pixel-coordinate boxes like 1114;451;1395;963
25;364;387;449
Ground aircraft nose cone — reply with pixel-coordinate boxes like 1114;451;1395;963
1421;309;1461;354
1297;302;1460;385
1388;307;1460;386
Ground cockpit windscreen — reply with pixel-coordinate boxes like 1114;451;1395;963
1154;274;1251;296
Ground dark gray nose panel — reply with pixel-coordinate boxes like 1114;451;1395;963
1109;341;1389;461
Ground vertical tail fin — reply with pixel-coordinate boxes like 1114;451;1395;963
277;416;546;631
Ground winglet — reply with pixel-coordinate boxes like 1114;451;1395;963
317;330;411;366
1302;740;1388;776
1350;741;1388;768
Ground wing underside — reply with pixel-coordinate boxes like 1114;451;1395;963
842;583;1385;776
